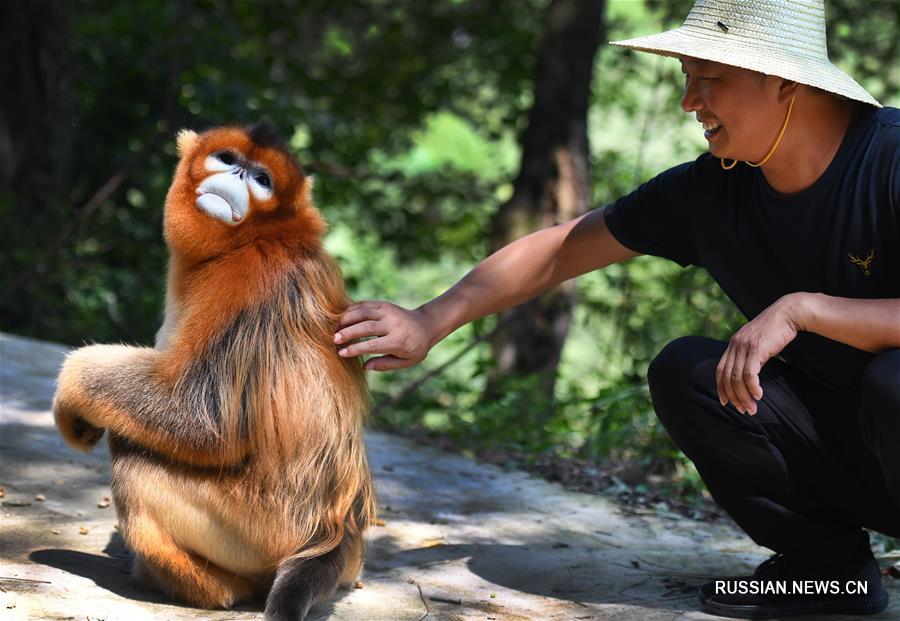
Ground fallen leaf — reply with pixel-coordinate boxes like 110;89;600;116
354;581;364;589
79;526;90;535
97;497;111;508
34;494;46;502
0;487;5;498
374;518;386;527
51;529;60;535
419;538;445;548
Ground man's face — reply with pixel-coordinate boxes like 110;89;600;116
679;57;786;162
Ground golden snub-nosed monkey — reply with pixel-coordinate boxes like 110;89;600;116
53;123;375;621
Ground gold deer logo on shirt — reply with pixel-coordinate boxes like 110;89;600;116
847;248;875;276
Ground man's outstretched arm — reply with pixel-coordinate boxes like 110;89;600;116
334;207;640;371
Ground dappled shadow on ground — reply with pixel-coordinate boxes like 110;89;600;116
366;538;711;609
31;531;161;604
465;543;702;605
30;548;161;604
29;531;265;613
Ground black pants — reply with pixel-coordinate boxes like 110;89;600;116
648;336;900;565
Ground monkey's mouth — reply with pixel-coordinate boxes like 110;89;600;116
195;190;247;224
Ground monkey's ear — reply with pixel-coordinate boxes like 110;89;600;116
301;175;315;205
176;129;199;158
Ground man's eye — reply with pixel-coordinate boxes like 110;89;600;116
216;152;237;165
684;73;718;82
255;173;271;188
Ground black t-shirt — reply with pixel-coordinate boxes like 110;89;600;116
605;104;900;389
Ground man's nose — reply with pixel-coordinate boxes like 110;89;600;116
681;77;702;113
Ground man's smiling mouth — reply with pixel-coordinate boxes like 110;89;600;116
700;119;722;138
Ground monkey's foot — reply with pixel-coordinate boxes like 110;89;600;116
131;544;257;609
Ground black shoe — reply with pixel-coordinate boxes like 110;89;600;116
698;545;889;619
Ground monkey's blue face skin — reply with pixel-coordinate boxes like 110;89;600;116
195;151;274;225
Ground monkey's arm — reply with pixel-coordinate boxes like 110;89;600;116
53;344;248;467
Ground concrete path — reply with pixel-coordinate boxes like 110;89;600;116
1;332;896;620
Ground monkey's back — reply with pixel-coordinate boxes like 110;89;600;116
109;259;373;583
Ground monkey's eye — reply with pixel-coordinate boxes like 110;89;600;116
215;151;237;165
254;173;271;188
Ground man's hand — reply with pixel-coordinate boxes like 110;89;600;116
717;293;804;415
334;301;434;372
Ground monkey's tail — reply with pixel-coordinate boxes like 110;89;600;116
263;535;360;621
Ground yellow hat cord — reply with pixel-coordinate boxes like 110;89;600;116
721;95;796;170
721;157;738;170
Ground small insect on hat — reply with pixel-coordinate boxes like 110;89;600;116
610;0;881;108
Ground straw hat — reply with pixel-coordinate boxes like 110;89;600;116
610;0;881;108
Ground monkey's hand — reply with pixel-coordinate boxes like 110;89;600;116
52;344;147;451
54;402;106;451
52;343;247;467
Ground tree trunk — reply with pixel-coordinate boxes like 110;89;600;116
486;0;605;413
0;1;72;333
0;0;72;208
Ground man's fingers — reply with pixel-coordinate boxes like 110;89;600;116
335;302;385;331
720;351;740;410
732;355;756;415
715;356;728;406
338;336;391;358
746;358;765;403
732;343;768;415
728;346;747;413
334;320;385;345
742;360;764;416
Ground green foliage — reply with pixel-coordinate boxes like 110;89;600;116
4;0;544;345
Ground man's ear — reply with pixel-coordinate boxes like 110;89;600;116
778;79;800;103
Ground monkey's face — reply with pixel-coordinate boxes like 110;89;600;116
195;149;275;226
164;125;324;264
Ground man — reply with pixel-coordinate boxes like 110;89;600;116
334;0;900;617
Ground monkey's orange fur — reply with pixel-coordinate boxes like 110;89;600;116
53;125;375;615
